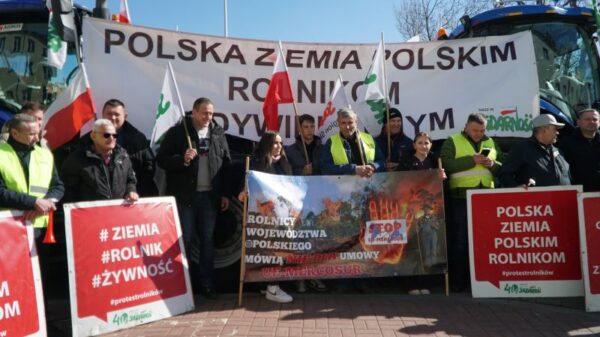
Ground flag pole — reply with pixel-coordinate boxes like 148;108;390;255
279;41;310;164
238;156;250;306
355;129;366;166
168;62;193;149
380;32;391;163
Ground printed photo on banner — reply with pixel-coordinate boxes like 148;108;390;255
243;170;447;283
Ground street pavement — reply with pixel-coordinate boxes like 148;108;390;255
47;292;600;337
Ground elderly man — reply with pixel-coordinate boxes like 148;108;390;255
61;119;138;202
100;99;157;196
440;112;503;292
156;97;231;299
321;107;384;175
500;114;570;187
557;109;600;192
0;113;63;226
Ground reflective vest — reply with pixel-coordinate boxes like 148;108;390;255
330;133;376;165
448;133;497;189
0;143;54;228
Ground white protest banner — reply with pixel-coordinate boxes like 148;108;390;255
0;211;46;337
63;197;193;337
468;186;583;298
82;18;539;143
578;192;600;312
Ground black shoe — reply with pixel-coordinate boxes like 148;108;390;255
201;287;218;300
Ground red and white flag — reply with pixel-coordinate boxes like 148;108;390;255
262;41;294;131
317;74;352;141
43;63;96;150
117;0;131;23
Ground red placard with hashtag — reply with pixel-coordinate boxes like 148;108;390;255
64;197;194;337
0;211;47;337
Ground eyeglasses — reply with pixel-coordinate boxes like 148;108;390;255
103;133;118;139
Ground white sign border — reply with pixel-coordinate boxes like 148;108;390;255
0;211;47;337
63;197;194;337
467;185;583;298
577;192;600;312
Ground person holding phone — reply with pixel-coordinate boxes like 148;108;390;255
440;113;504;292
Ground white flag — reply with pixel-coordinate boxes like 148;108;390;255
317;75;351;141
46;1;67;69
151;62;185;194
358;39;387;134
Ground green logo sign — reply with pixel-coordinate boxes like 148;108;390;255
503;283;542;295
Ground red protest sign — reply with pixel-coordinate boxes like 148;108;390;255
468;187;583;297
0;212;46;337
64;198;193;337
582;196;600;295
578;193;600;311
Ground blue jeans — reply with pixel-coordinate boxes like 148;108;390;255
178;191;217;289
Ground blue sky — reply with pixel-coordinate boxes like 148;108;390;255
76;0;404;43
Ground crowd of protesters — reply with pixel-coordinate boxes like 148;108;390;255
1;97;598;304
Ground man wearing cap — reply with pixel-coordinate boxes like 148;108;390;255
374;108;412;170
440;112;503;292
557;109;600;192
499;114;570;187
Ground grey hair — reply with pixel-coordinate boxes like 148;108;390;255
337;107;357;120
92;119;113;132
7;113;36;132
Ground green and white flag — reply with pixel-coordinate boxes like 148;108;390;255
151;62;185;194
46;1;67;69
358;39;387;134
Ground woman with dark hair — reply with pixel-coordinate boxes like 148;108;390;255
375;108;413;170
398;132;446;295
250;131;292;175
239;131;294;303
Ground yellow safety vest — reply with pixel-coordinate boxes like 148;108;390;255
0;143;54;228
448;133;497;189
330;133;376;165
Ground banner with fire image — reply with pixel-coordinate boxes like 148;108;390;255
243;170;446;282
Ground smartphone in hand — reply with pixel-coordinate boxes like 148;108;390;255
480;148;491;157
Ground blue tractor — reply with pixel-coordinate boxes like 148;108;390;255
450;1;600;133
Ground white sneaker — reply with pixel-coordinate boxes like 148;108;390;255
266;285;293;303
420;289;430;295
408;289;421;295
297;280;307;293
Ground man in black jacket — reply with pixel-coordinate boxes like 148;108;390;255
557;109;600;192
156;97;231;299
101;99;157;196
499;114;571;187
286;114;323;175
62;119;138;202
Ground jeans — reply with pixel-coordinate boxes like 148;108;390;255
178;191;217;289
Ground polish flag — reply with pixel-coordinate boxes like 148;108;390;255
262;41;294;131
117;0;131;23
43;63;96;150
317;75;352;141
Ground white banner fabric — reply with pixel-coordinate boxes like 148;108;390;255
82;18;539;143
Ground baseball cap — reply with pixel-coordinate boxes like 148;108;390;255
532;114;564;129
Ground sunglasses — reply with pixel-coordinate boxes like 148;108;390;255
103;133;118;139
